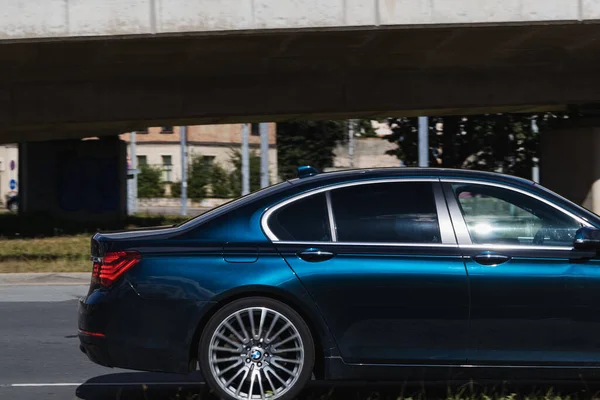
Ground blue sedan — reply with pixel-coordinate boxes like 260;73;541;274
79;167;600;400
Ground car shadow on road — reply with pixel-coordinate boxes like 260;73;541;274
76;372;600;400
75;370;208;400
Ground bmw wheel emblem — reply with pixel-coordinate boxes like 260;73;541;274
251;350;262;360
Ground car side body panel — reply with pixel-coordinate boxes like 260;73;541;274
79;168;600;382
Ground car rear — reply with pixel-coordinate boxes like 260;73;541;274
78;228;207;374
78;234;143;368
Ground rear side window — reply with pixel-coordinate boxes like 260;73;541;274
330;182;441;243
268;193;331;241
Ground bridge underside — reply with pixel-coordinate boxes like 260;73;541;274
2;22;600;143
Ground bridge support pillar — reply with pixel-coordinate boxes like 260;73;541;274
541;125;600;214
18;136;127;230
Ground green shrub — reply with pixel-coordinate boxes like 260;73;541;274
171;160;231;200
187;156;210;201
228;149;266;197
210;163;231;198
170;182;181;198
137;165;165;198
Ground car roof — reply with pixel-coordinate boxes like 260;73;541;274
172;166;600;235
288;167;535;187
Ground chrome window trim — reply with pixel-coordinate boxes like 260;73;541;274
325;191;337;242
441;178;591;248
261;178;441;243
460;244;574;252
272;241;575;252
275;241;459;248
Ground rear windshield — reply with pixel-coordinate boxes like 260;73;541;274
176;181;292;229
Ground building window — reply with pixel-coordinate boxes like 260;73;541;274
136;128;149;134
203;156;215;167
161;126;174;134
162;155;173;182
162;155;172;166
137;155;147;167
251;123;260;136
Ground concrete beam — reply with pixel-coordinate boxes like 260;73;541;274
0;67;590;143
0;0;598;42
0;23;598;143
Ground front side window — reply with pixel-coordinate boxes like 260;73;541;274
268;193;331;241
452;183;583;246
330;182;441;243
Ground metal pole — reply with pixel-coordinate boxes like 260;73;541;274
348;120;355;168
418;116;429;168
531;118;540;182
259;123;269;188
180;126;187;216
129;131;138;215
242;124;250;195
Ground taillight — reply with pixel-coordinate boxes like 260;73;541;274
92;251;141;287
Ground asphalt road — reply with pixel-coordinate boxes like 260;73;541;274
0;285;206;400
2;285;599;400
0;285;338;400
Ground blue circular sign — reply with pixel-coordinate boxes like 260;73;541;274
9;179;16;190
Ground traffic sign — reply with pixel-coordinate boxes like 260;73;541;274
9;160;15;171
9;179;16;190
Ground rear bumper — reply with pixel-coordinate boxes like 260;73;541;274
78;283;214;374
79;330;112;368
78;294;114;369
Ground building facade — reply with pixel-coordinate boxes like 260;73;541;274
120;123;278;188
329;138;399;171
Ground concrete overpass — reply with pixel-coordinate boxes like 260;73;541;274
3;0;600;224
1;0;600;142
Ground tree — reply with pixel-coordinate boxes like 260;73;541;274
229;149;263;197
354;119;379;138
137;165;165;198
210;163;231;198
170;181;181;198
384;112;570;179
277;121;346;180
171;159;234;199
187;156;210;201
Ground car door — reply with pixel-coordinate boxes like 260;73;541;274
263;179;470;365
442;179;600;366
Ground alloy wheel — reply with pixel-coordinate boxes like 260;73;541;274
208;306;305;400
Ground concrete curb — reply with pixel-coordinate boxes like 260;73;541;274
0;272;90;286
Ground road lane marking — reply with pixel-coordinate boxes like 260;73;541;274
1;382;206;388
8;383;81;387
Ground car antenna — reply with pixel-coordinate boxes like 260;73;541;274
297;165;320;178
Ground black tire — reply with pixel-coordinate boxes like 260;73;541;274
199;297;315;400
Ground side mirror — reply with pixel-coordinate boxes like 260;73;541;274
574;227;600;250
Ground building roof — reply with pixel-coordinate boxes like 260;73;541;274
120;124;276;145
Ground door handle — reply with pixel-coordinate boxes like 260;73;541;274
472;252;511;266
298;248;335;262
